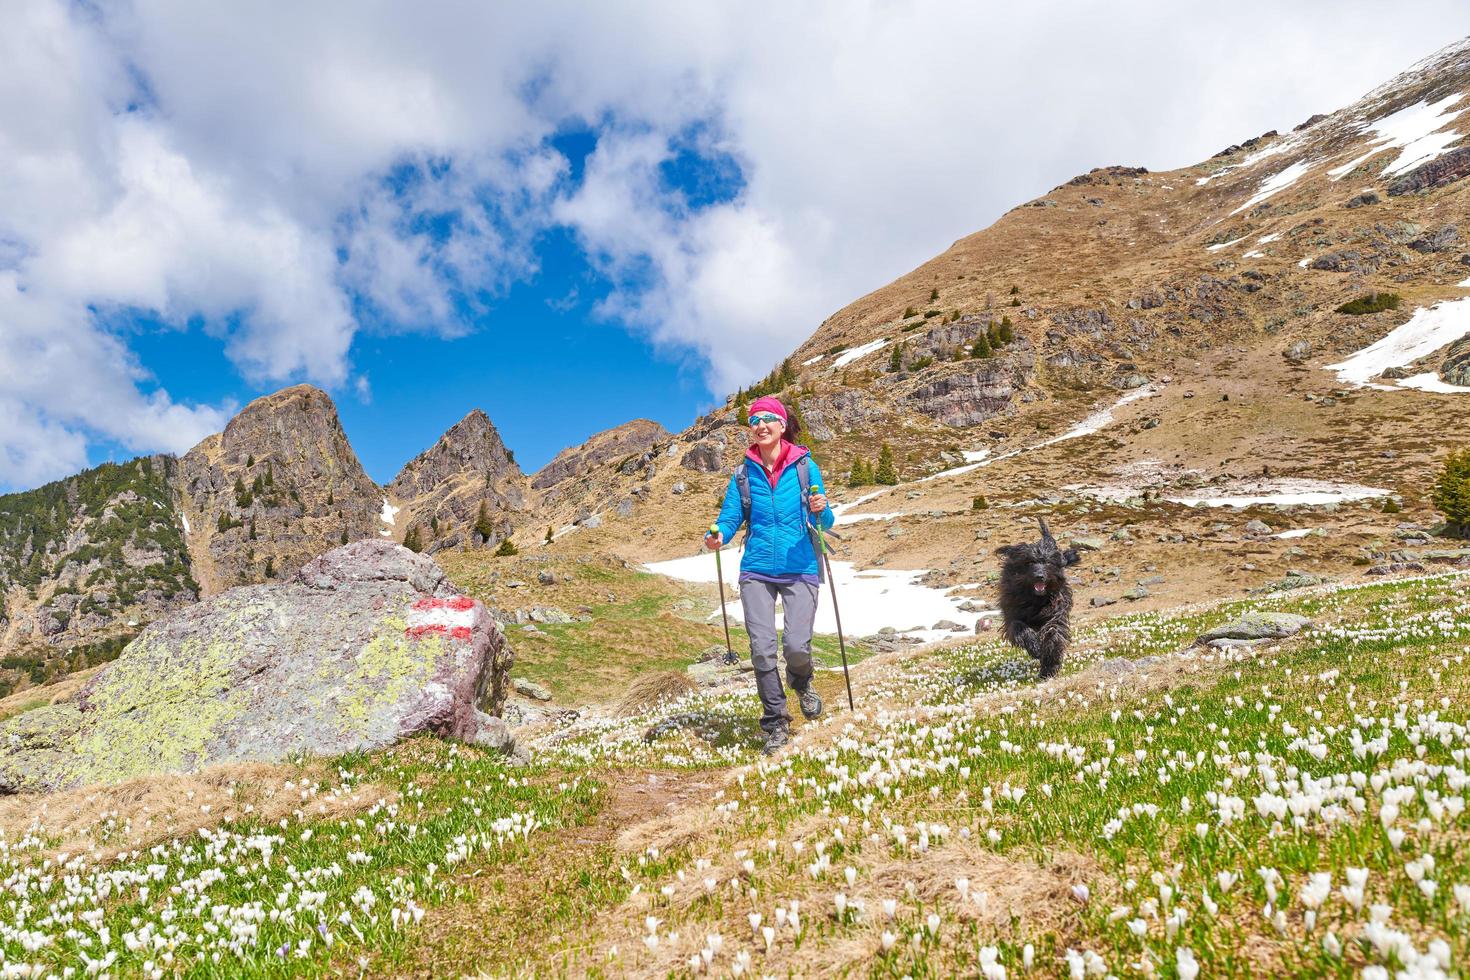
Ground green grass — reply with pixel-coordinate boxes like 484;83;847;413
1335;292;1402;316
7;573;1469;976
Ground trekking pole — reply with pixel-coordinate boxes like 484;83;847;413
809;494;855;711
708;525;738;665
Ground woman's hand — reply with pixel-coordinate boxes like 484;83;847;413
808;492;828;515
705;530;723;550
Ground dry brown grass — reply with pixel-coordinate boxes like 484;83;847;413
614;669;698;717
0;759;387;862
0;664;106;722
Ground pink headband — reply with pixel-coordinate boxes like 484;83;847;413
748;396;787;422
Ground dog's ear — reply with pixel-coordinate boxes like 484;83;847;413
1037;517;1055;545
1061;547;1081;567
994;544;1024;559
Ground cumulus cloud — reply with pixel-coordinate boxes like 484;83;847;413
1;0;1468;488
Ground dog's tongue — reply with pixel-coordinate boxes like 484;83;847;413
1032;581;1047;594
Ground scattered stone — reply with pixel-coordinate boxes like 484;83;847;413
581;515;603;530
1122;585;1150;601
1139;575;1165;586
1090;596;1118;607
513;677;554;702
1070;537;1105;552
1140;416;1160;430
1197;612;1311;643
931;619;963;631
1344;191;1379;209
671;481;687;495
686;659;750;688
1243;519;1273;536
537;570;556;585
1283;340;1313;363
1207;637;1267;649
527;606;576;625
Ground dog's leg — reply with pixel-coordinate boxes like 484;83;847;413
1036;610;1071;679
1004;620;1044;661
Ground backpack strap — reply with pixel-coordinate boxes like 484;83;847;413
735;465;752;545
795;455;826;585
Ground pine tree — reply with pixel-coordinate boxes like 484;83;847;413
247;517;257;541
777;356;796;387
987;322;1001;348
495;537;518;557
474;501;495;543
1433;447;1470;536
1009;285;1020;295
264;556;275;578
403;526;423;552
430;515;439;535
264;462;274;487
326;488;334;506
545;525;554;545
847;458;871;488
874;444;898;485
999;316;1015;344
971;333;993;358
246;454;255;467
340;528;349;545
888;342;904;373
929;287;940;302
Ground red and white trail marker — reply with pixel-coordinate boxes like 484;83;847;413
405;595;476;641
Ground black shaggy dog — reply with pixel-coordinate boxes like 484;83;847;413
995;518;1080;679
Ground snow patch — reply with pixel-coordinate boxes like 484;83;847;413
1231;160;1315;215
1257;232;1281;244
1242;250;1264;259
1325;298;1470;391
1328;94;1465;180
380;497;400;526
1206;236;1246;252
180;511;191;534
1167;480;1388;508
831;338;889;369
1273;528;1315;539
645;547;993;641
802;354;823;366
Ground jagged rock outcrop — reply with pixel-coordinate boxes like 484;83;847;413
388;409;527;553
1388;146;1470;196
0;541;516;793
531;419;668;491
1441;337;1470;387
178;385;382;594
898;350;1035;427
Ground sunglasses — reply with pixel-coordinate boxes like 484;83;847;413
748;412;784;427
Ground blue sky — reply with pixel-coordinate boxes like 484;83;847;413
111;129;746;483
3;3;1469;493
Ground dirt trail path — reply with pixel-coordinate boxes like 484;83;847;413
392;766;719;978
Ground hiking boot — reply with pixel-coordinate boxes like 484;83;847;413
762;724;790;755
796;684;823;721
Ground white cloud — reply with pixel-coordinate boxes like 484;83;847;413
2;0;1469;488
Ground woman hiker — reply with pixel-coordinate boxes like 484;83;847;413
705;395;835;755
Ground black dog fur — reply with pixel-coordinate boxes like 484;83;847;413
995;518;1080;679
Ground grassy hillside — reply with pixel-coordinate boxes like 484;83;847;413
2;572;1467;976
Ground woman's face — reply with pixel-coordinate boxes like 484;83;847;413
749;412;785;450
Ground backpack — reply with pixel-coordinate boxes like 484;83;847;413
733;455;826;582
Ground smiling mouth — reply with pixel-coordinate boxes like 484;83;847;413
1032;581;1048;594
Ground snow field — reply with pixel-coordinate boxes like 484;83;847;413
831;338;889;369
1326;298;1470;392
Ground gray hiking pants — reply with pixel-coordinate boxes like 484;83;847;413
740;579;819;733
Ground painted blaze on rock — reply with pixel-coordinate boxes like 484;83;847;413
0;541;514;794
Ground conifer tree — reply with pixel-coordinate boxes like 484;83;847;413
264;556;275;578
971;333;993;358
495;537;518;556
1433;447;1470;537
545;525;554;545
874;444;899;485
929;287;939;301
403;526;424;552
999;316;1015;344
888;342;904;373
474;501;495;543
340;528;349;545
987;321;1001;348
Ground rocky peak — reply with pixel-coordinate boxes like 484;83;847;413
178;385;382;595
389;409;523;502
531;419;669;491
387;410;528;555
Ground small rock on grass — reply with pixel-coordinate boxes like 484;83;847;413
513;677;554;701
1197;611;1310;643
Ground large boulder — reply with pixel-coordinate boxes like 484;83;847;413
0;541;515;794
1196;611;1310;644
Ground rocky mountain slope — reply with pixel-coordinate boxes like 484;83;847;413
0;455;195;695
386;409;528;554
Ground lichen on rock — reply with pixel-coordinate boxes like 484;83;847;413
0;540;515;794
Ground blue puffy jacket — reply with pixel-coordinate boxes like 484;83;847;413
713;445;835;577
